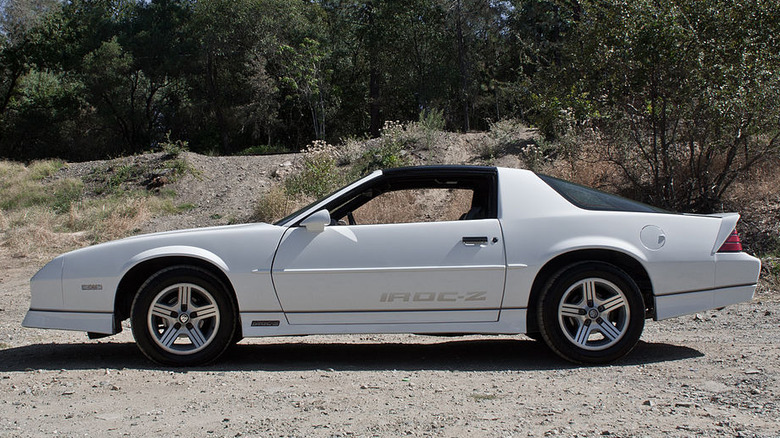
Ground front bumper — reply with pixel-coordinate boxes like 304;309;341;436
22;310;115;334
653;284;756;320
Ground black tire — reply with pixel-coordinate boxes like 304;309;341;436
131;266;236;366
537;261;645;364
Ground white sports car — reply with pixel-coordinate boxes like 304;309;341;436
24;166;761;366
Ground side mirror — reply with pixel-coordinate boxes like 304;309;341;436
300;209;331;232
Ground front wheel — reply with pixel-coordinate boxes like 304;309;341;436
131;266;236;366
537;262;645;364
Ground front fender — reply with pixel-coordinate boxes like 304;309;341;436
121;246;230;276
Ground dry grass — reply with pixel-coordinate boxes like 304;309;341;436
352;189;472;225
252;187;312;224
724;158;780;205
0;159;179;259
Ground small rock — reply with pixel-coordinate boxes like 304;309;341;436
745;369;761;375
61;390;74;396
675;402;693;408
642;400;653;406
693;314;704;321
765;310;771;316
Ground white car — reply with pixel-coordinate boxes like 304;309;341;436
23;166;761;366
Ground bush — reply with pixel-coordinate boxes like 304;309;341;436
354;121;412;175
284;140;344;198
252;187;303;224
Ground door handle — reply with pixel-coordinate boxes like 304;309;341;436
462;236;488;245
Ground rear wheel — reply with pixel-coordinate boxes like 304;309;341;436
537;262;645;364
131;266;236;366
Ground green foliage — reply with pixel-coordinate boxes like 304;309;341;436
354;121;411;175
417;108;445;132
159;133;189;158
51;178;84;214
284;141;343;198
533;0;780;212
0;160;83;212
0;0;777;178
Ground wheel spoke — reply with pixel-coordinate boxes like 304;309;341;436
596;318;622;341
178;286;191;311
560;304;584;318
574;321;593;346
151;303;176;322
159;324;182;348
192;304;218;322
187;326;207;348
600;295;626;313
583;280;596;306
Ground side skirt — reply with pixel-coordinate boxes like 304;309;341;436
240;309;527;337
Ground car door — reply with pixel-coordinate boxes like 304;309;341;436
271;218;506;324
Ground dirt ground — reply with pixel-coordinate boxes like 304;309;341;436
1;147;779;437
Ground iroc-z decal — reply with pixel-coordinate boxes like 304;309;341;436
379;291;487;303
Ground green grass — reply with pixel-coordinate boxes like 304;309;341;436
0;160;82;212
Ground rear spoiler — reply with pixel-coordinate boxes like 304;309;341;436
705;213;740;255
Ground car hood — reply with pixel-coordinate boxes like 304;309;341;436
62;222;283;260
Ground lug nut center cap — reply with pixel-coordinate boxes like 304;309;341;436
588;309;599;319
178;313;190;324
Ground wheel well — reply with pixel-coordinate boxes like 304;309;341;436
113;257;241;337
525;249;654;333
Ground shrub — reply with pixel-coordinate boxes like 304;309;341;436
252;186;305;224
284;140;344;198
354;121;412;175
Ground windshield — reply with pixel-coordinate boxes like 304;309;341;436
272;172;379;226
272;187;342;226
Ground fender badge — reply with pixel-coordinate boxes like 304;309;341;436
81;284;103;291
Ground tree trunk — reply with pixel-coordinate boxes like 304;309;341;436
456;0;470;132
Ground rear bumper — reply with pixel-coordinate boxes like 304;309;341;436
22;310;115;334
653;284;756;321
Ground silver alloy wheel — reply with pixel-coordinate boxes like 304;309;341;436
147;283;221;355
557;277;630;351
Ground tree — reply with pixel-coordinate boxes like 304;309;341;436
278;38;335;140
538;0;780;212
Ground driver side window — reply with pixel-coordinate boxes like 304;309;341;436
349;188;473;225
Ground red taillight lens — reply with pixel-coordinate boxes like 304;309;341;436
718;230;743;253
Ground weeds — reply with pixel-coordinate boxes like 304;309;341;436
159;133;189;158
354;121;412;175
0;156;193;259
285;141;344;198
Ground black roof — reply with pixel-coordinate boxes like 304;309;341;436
382;165;497;177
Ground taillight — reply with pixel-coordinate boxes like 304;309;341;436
718;229;743;253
